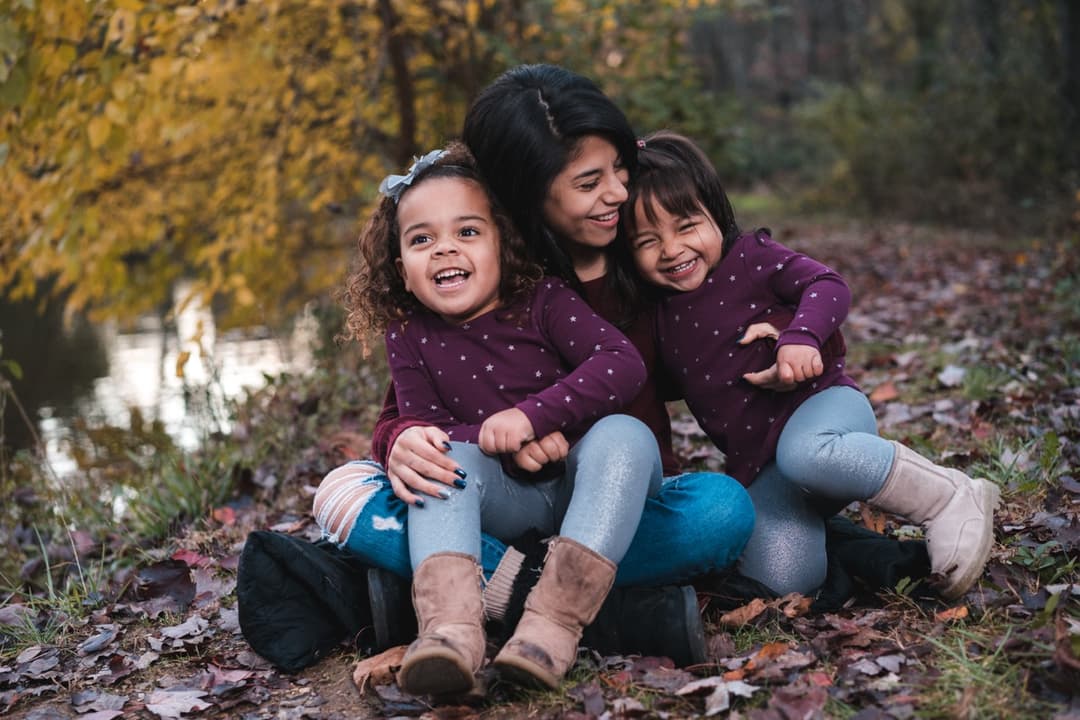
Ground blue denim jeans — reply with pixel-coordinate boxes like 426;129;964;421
320;461;754;587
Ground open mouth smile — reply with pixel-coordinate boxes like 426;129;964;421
433;268;470;288
663;258;699;277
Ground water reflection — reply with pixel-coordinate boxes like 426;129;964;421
2;281;315;476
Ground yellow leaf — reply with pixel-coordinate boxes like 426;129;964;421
235;286;256;307
465;0;480;25
87;116;111;149
112;78;134;101
175;350;191;378
104;100;126;125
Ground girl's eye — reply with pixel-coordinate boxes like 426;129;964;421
679;220;699;233
408;234;432;247
459;227;479;237
580;180;599;191
635;237;657;250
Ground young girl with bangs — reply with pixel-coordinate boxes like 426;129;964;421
622;130;999;600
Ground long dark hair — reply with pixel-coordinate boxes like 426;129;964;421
462;64;642;325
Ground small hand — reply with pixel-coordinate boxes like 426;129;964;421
512;431;569;473
386;425;463;505
739;322;796;391
776;343;824;384
743;364;798;391
479;408;536;454
738;322;781;345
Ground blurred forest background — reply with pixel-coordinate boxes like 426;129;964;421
1;0;1078;455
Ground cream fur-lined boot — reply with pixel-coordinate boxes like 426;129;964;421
397;552;485;696
869;441;1000;600
493;537;616;689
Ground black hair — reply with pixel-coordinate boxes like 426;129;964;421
462;64;642;325
622;130;740;259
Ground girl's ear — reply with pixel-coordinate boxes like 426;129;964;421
395;257;411;292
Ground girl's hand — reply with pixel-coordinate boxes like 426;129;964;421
386;425;462;505
742;365;798;391
512;431;569;473
739;322;781;344
776;344;824;384
740;322;797;391
479;408;536;454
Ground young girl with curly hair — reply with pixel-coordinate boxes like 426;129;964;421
349;141;659;693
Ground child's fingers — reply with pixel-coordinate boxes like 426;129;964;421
778;361;796;385
513;444;546;472
536;432;569;462
738;322;780;345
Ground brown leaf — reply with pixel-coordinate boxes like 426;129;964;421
719;598;768;627
860;504;888;534
869;380;899;404
352;645;407;694
744;641;792;671
777;592;813;618
935;605;969;622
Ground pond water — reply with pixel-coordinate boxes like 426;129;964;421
1;282;316;476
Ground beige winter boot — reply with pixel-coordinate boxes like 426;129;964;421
869;441;1000;600
493;537;616;689
397;552;485;696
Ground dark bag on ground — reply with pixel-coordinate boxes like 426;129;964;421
237;530;376;673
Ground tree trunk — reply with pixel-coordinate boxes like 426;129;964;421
376;0;416;168
1063;0;1080;169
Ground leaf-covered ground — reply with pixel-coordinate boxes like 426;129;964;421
2;219;1079;719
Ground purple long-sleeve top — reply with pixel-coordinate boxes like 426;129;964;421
386;277;647;447
654;229;859;486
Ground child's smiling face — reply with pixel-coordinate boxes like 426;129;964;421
395;177;502;324
629;198;724;293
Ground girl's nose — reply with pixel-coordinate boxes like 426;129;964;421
433;239;459;256
659;236;679;258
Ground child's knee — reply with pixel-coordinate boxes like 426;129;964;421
313;461;386;544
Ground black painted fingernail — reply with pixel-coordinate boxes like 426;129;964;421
442;441;452;450
454;468;467;479
414;498;425;508
453;479;467;489
438;489;451;499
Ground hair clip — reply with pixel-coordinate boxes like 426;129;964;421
636;139;646;149
378;149;448;203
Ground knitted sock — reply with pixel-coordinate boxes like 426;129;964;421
484;545;525;622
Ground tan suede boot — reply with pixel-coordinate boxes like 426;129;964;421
869;441;1000;600
493;537;616;689
397;552;485;696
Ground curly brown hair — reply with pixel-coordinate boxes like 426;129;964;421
342;141;543;348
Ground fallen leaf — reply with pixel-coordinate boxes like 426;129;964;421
935;606;969;622
860;504;888;534
144;688;210;719
744;641;791;671
352;645;407;693
719;598;768;626
869;381;899;403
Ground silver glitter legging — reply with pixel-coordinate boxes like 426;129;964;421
407;414;664;570
738;385;897;595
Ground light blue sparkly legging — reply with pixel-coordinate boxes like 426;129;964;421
408;414;664;569
737;385;898;595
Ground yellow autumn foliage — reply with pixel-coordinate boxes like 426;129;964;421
0;0;719;328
